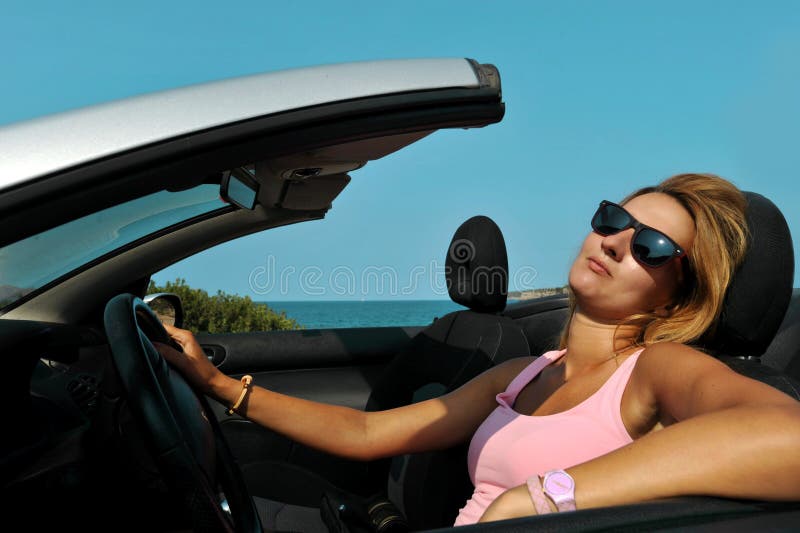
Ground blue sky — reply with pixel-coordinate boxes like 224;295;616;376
4;1;799;300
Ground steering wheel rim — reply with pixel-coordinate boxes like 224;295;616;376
104;293;261;532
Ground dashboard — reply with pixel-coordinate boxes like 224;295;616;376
0;319;176;528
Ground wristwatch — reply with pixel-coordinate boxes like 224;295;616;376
542;469;576;512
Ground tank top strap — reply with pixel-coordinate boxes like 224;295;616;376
591;347;645;408
497;349;566;407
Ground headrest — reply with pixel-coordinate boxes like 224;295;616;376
445;215;508;313
703;191;794;357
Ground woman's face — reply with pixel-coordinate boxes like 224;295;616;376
568;192;696;321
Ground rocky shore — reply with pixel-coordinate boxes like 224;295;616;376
507;287;569;301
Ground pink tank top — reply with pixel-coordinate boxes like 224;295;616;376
453;348;642;526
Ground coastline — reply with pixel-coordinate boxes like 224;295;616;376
507;287;569;301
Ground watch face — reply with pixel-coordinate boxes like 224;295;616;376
544;471;574;496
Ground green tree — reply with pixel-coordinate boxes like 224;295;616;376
147;278;302;333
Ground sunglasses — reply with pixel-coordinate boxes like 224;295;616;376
591;200;686;268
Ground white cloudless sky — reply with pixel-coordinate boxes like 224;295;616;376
3;1;799;299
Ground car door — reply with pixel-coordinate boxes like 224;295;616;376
191;319;427;503
0;58;505;507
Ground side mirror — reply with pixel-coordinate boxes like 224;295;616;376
144;292;184;329
220;168;259;209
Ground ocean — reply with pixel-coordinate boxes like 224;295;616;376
261;300;468;329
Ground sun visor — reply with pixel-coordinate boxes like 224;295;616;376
279;173;351;210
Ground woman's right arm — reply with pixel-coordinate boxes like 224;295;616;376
155;323;530;461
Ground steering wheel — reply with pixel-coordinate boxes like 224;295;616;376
103;293;262;532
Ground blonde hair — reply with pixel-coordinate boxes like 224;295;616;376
559;173;749;349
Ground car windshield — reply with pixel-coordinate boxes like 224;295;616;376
0;184;226;309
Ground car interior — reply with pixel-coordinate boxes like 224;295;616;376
1;61;799;530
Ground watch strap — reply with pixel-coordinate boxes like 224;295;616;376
526;476;554;515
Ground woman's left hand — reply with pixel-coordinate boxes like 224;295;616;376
153;323;228;396
478;484;542;523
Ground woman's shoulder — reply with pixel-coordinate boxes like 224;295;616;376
625;343;723;429
634;341;733;390
638;342;721;368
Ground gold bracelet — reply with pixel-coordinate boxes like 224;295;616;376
226;375;253;416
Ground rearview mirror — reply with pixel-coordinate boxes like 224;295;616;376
220;168;259;209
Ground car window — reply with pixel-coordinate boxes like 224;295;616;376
150;231;468;333
0;184;225;309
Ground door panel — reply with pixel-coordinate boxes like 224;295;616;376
197;325;423;503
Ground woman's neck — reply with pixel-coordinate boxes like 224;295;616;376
562;308;640;378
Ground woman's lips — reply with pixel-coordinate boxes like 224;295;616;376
588;257;610;276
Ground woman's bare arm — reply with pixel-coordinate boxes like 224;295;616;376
479;343;800;522
155;323;531;461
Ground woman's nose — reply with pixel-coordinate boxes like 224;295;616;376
600;229;633;261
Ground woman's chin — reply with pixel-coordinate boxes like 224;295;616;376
568;270;608;302
571;290;639;324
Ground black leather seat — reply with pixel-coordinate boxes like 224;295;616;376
699;191;800;400
361;215;531;530
368;215;529;411
762;291;800;384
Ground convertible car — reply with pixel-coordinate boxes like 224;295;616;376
1;58;798;532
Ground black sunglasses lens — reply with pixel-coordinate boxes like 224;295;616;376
633;228;677;266
592;203;631;235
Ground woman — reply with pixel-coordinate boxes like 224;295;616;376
155;173;800;526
